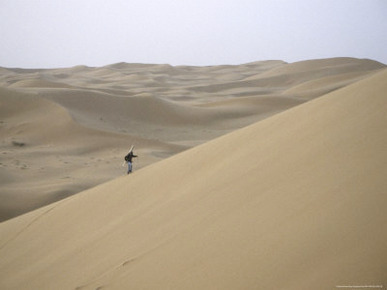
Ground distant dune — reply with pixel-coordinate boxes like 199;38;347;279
0;63;386;290
0;57;385;223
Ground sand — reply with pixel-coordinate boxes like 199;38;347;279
0;58;386;289
0;57;384;221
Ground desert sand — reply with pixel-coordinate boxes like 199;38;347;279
0;58;386;289
0;57;384;221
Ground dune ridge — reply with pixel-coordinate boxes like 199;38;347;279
0;57;385;221
0;66;386;289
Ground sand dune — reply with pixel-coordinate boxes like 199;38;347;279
0;57;385;221
0;65;386;289
281;71;372;99
0;88;178;220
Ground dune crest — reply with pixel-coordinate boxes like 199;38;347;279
0;66;386;289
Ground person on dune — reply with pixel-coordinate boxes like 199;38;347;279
124;150;137;174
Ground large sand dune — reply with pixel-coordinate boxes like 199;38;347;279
0;57;385;221
0;64;386;289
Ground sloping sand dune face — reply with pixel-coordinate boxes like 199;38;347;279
0;67;385;290
0;58;385;220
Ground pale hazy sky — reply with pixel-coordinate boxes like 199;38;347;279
1;0;386;68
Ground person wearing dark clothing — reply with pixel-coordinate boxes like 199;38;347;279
125;151;137;174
